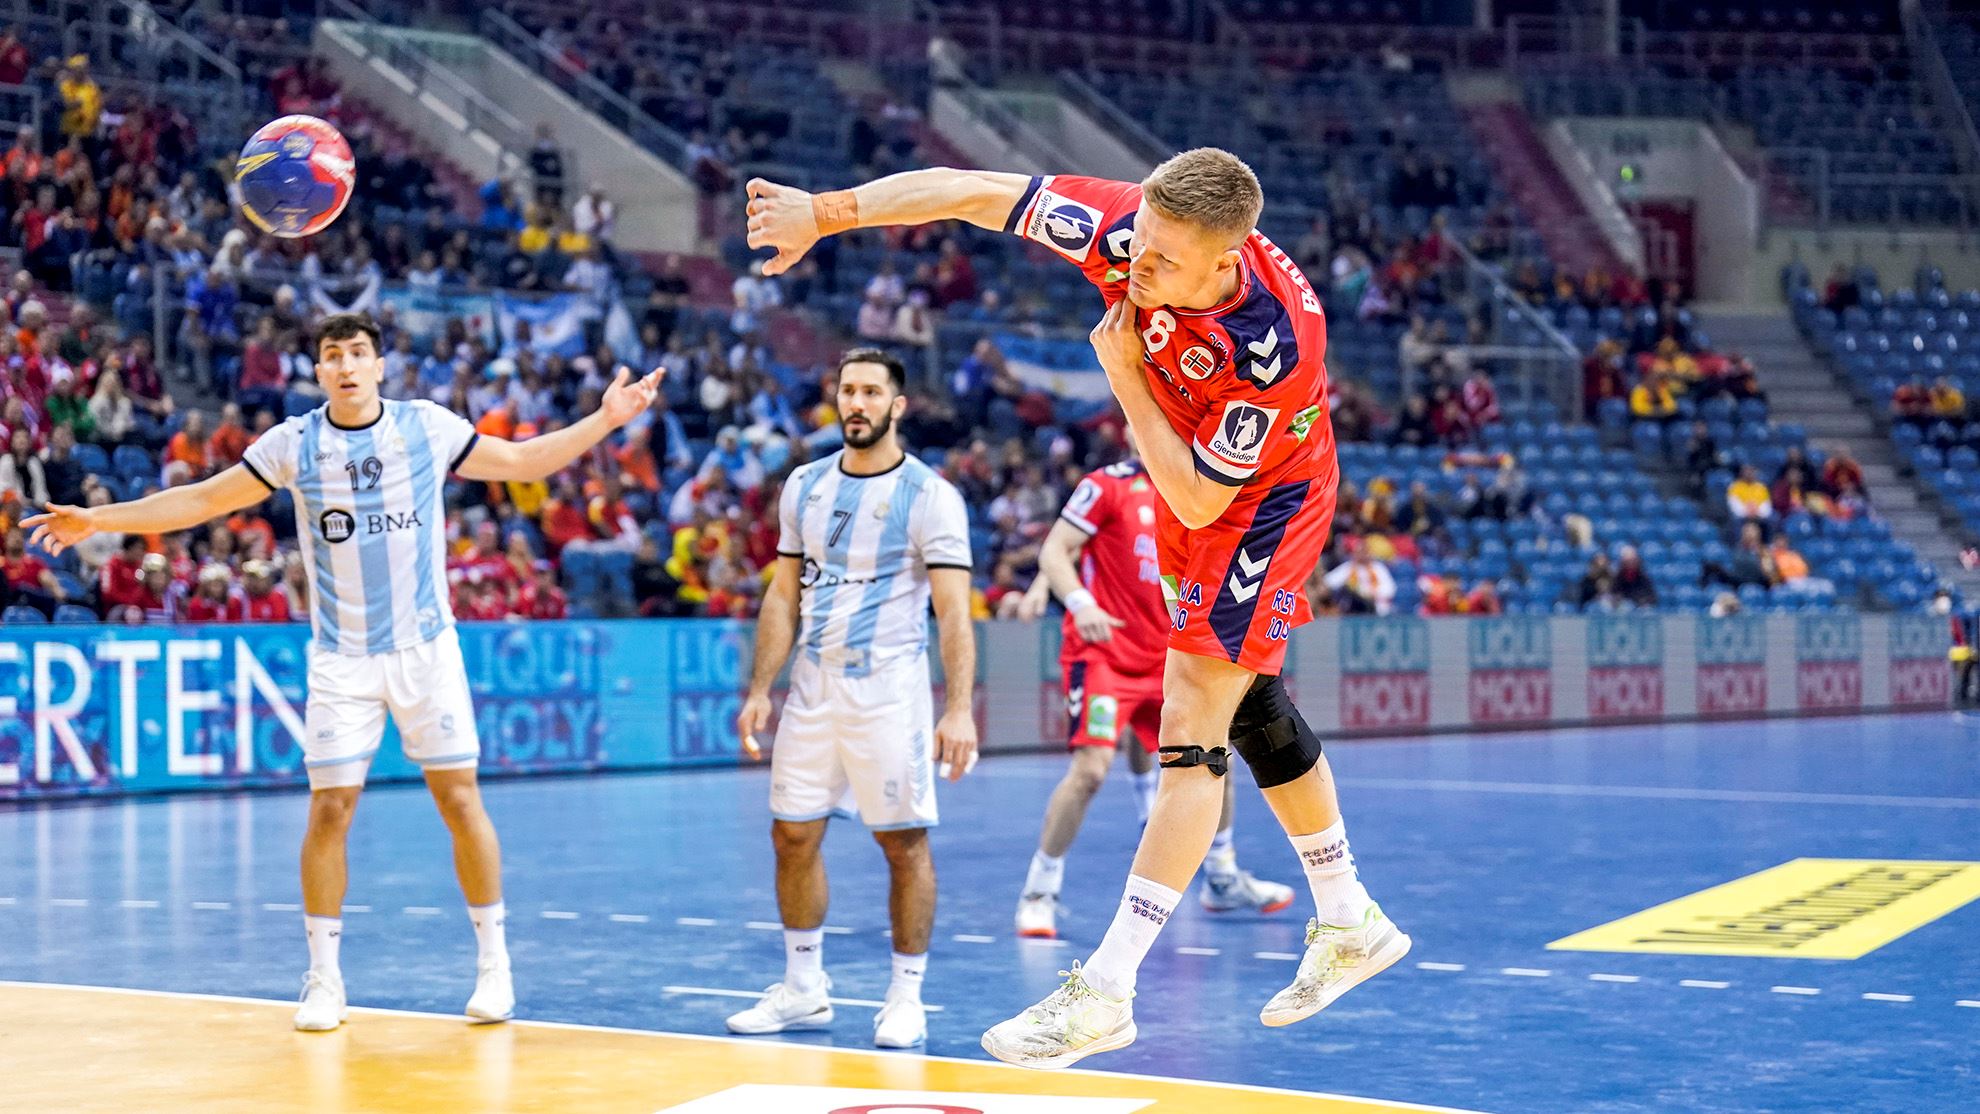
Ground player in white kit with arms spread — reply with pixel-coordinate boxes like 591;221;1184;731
733;347;978;1050
23;312;662;1032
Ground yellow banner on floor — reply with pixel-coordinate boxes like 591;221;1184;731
1548;858;1980;959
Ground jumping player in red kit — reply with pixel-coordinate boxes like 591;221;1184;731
1012;447;1295;939
746;148;1409;1069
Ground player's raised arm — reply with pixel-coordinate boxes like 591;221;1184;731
746;168;1033;275
455;366;663;482
23;464;271;556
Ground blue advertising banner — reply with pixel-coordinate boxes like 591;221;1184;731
0;620;756;800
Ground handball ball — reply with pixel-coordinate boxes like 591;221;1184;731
234;115;355;238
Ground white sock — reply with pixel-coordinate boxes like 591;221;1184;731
1290;821;1373;926
468;901;509;966
1130;768;1158;823
1081;874;1181;1001
1023;850;1066;898
889;951;926;1002
304;915;342;976
1206;824;1238;879
784;927;826;992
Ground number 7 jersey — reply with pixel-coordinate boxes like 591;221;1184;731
1004;174;1341;675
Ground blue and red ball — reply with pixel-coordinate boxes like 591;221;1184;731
234;114;356;238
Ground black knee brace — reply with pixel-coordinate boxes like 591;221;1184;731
1229;673;1323;789
1158;745;1230;777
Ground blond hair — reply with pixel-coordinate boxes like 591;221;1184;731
1141;147;1263;246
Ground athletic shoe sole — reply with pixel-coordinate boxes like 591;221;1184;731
726;1008;834;1035
1259;929;1413;1028
1016;926;1058;939
980;1020;1138;1071
294;1007;348;1032
466;1008;513;1024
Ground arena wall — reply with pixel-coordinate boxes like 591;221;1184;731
0;614;1950;800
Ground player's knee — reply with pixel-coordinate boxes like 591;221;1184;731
1228;674;1324;789
770;819;825;860
1065;749;1111;797
306;788;361;831
872;827;929;865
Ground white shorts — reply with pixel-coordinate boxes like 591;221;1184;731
303;627;481;790
770;652;937;830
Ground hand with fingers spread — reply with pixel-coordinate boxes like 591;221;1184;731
744;177;826;276
21;504;95;557
600;365;667;427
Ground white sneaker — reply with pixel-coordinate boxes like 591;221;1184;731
1259;903;1411;1027
465;958;515;1023
1015;892;1060;939
1200;868;1297;915
980;962;1136;1070
873;991;927;1048
725;977;834;1034
293;969;347;1032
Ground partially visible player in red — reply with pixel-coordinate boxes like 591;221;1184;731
1011;444;1293;940
746;147;1408;1069
241;559;292;622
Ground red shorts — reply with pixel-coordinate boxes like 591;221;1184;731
1159;471;1335;676
1063;658;1163;752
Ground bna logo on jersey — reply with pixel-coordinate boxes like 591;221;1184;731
1025;188;1101;261
319;509;355;543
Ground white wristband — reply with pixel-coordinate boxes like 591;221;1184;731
1064;588;1096;614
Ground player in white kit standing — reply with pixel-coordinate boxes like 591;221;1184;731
733;347;979;1049
24;312;661;1031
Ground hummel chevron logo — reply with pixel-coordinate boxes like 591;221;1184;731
1246;327;1282;384
1106;227;1133;258
1227;548;1271;602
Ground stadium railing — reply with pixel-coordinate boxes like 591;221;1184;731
475;9;690;173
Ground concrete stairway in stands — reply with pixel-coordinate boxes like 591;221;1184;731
1701;309;1980;598
1462;100;1630;279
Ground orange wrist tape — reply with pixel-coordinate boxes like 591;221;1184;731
812;190;859;235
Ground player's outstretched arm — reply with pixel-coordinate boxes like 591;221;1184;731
736;555;802;761
456;366;663;483
22;465;270;556
745;168;1032;276
929;566;979;781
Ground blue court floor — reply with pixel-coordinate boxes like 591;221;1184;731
3;712;1978;1112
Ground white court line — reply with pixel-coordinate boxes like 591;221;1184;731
0;981;1485;1113
1177;947;1221;957
662;985;945;1013
1502;968;1553;978
541;911;579;920
953;934;996;944
1589;973;1641;983
403;906;443;916
262;903;301;912
1021;938;1070;948
1863;993;1914;1003
1255;951;1301;962
1417;962;1466;972
822;926;855;936
608;914;649;924
0;897;14;905
1771;986;1821;996
191;902;231;910
744;921;782;932
1958;1000;1980;1008
119;899;158;909
345;905;372;914
49;898;88;907
1341;776;1980;811
1680;980;1731;989
676;917;718;927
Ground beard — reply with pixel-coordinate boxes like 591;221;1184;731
841;407;894;449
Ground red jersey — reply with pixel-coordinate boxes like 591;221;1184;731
517;582;568;620
1006;175;1340;674
244;591;291;622
1005;175;1334;492
1057;461;1168;678
100;555;145;609
185;594;246;623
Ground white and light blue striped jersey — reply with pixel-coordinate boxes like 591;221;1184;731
778;451;971;674
243;399;480;657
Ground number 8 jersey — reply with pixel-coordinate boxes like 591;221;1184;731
243;399;480;657
1004;174;1341;675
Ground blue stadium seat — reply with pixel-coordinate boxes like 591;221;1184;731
3;605;46;623
73;443;110;475
52;604;97;624
112;444;152;479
